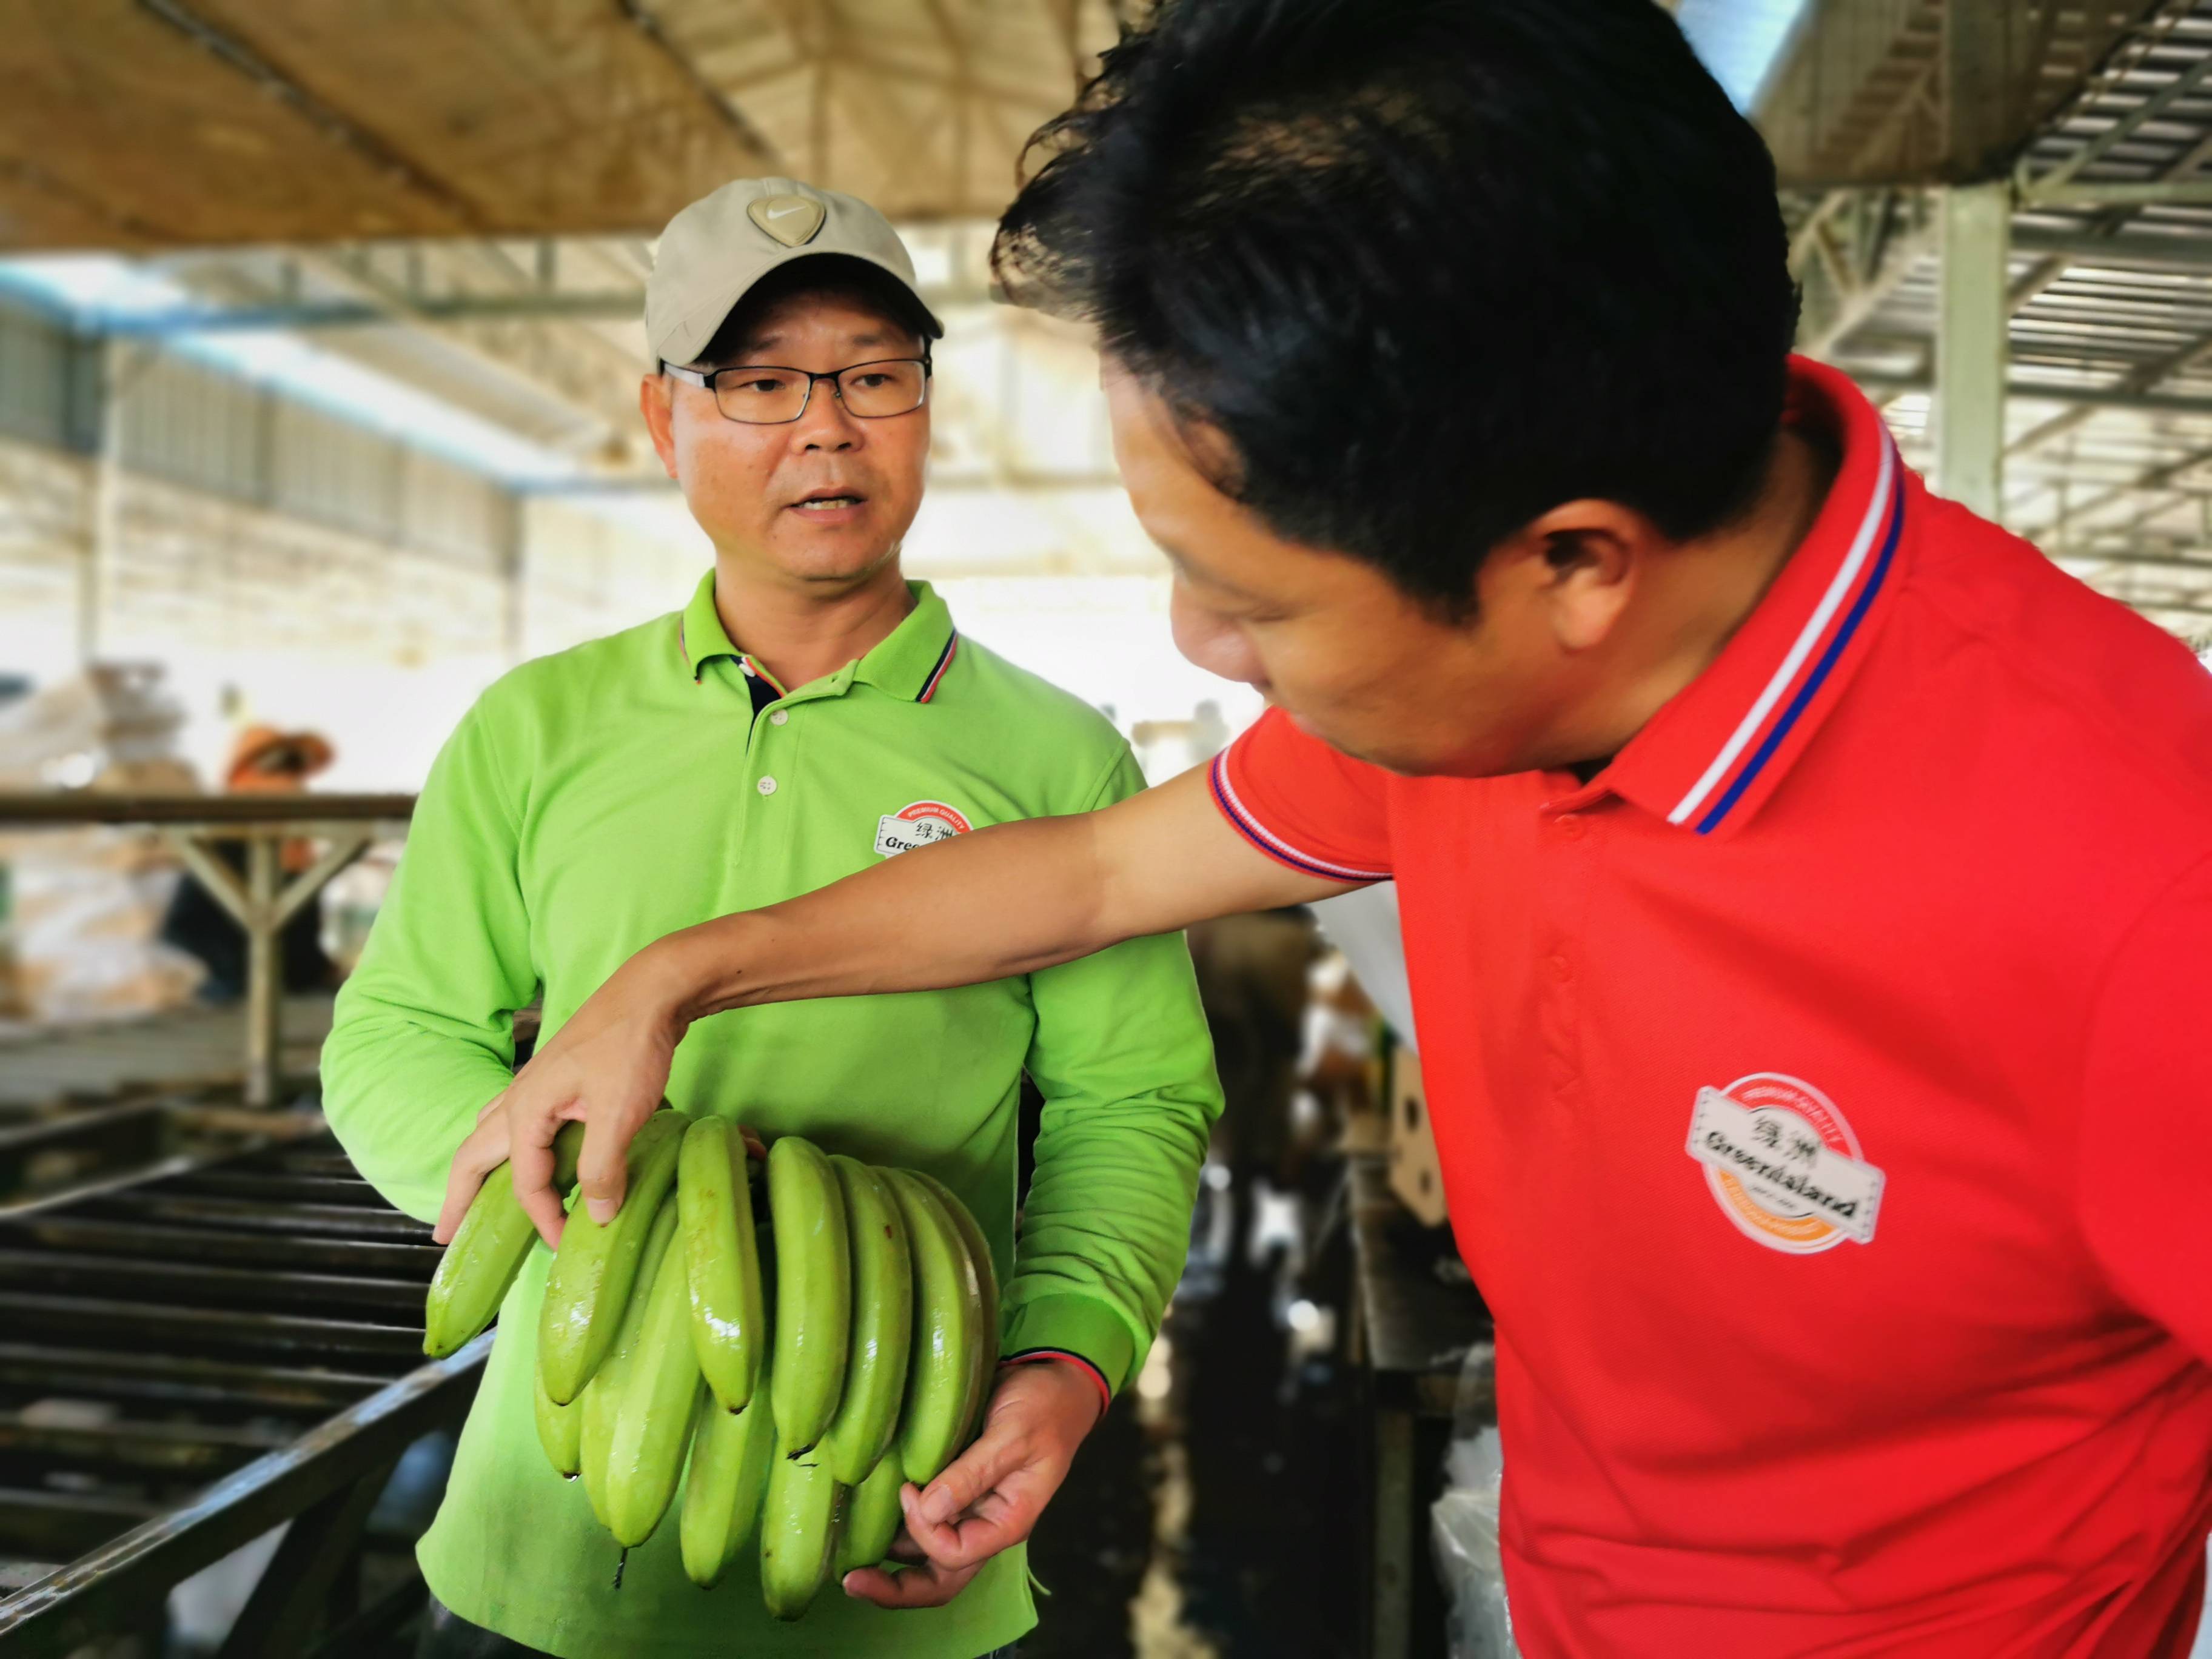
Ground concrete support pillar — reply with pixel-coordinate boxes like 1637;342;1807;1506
80;337;126;668
1936;182;2009;520
503;499;528;665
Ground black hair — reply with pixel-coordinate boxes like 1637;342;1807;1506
994;0;1800;614
696;253;941;367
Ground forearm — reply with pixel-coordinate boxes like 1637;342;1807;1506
652;812;1099;1021
508;763;1342;1235
649;763;1344;1022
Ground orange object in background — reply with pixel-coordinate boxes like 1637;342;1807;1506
225;727;335;793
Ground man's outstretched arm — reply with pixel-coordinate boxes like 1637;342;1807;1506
441;761;1357;1248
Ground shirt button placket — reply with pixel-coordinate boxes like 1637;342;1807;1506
1537;797;1597;1101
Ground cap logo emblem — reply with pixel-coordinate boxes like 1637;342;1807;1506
748;194;825;247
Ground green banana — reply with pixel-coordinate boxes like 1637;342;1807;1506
679;1213;781;1587
833;1451;907;1579
910;1170;1000;1443
884;1168;985;1487
758;1433;843;1620
535;1348;583;1479
578;1197;680;1531
679;1367;777;1588
679;1116;765;1413
423;1121;587;1358
817;1156;913;1484
538;1108;689;1403
598;1207;707;1547
766;1136;851;1452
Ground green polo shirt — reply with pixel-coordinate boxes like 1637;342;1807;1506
322;572;1221;1659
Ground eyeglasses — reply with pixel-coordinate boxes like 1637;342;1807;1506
662;352;933;424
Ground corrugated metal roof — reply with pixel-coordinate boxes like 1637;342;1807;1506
1803;2;2212;637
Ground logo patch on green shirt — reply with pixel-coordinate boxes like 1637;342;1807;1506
874;800;973;857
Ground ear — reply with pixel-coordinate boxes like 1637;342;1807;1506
639;374;680;479
1490;500;1649;652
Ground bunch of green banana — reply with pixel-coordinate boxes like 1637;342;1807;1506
680;1116;765;1412
766;1136;851;1453
512;1118;1007;1618
423;1121;586;1358
538;1108;689;1403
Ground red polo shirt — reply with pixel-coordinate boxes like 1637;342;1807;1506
1211;357;2212;1656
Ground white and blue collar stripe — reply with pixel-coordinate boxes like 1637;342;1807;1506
1667;435;1905;836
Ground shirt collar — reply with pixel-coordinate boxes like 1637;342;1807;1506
678;569;750;683
676;569;960;703
854;581;960;702
1598;356;1913;839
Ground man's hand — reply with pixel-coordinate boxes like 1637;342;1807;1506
426;942;712;1251
489;949;692;1248
430;1053;766;1250
842;1359;1106;1610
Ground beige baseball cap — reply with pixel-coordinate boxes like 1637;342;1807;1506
644;176;943;367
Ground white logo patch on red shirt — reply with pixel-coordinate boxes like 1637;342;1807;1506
1686;1073;1886;1253
874;800;973;858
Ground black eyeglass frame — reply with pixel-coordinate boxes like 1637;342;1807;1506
660;345;934;424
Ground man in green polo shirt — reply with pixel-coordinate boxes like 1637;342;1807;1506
320;176;1221;1659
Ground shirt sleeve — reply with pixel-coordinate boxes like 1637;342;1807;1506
1209;706;1394;882
998;746;1227;1397
2077;854;2212;1364
320;694;538;1222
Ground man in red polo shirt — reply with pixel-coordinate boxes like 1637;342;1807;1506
471;0;2212;1651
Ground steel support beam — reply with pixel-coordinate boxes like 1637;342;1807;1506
1936;183;2009;517
2011;226;2212;271
1791;188;1936;361
1846;377;2212;418
2022;178;2212;208
2017;54;2212;202
1943;0;2013;184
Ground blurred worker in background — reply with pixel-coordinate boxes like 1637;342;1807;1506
159;725;335;1000
1184;905;1316;1286
323;178;1221;1659
480;2;2212;1654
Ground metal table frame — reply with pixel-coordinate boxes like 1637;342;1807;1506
0;1335;488;1659
0;794;414;1106
0;1124;481;1657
